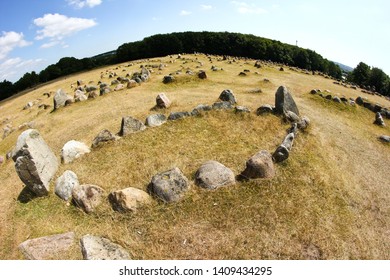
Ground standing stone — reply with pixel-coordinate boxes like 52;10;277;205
194;160;236;190
91;129;117;148
55;170;79;201
219;89;237;104
148;167;189;203
374;112;386;126
108;187;152;212
12;129;58;196
145;114;167;127
272;133;295;163
80;234;130;260
18;232;75;260
119;116;146;136
61;140;91;164
238;150;275;180
274;86;299;116
54;89;73;109
72;184;104;214
156;93;171;108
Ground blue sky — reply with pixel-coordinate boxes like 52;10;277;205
0;0;389;82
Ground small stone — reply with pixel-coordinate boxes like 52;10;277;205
219;89;237;104
72;184;105;214
145;114;167;127
156;93;171;108
168;112;191;121
61;140;91;164
91;129;117;148
55;170;79;201
235;106;250;113
256;104;274;115
163;75;175;84
378;135;390;143
198;71;207;79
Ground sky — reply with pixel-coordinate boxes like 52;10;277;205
0;0;389;82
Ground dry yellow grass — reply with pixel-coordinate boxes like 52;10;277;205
0;54;389;259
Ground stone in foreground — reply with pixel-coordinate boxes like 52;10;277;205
72;184;105;213
274;86;300;116
119;116;146;136
195;160;236;190
272;133;295;163
12;129;58;196
18;232;75;260
238;150;275;180
55;170;79;201
148;167;189;203
61;140;91;164
108;187;153;212
80;234;130;260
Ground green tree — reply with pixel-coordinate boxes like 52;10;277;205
350;62;371;86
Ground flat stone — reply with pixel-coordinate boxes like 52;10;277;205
119;116;146;136
80;234;130;260
108;187;152;212
145;114;167;127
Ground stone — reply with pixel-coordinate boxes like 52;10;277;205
77;80;83;86
355;96;364;106
12;129;58;197
297;116;310;130
194;160;235;190
238;150;275;180
212;101;233;110
198;70;207;79
23;101;33;110
168;111;191;121
363;101;375;112
85;86;98;92
100;87;111;95
0;156;4;164
54;89;73;109
114;84;125;91
156;93;171;108
18;232;75;260
74;90;87;102
72;184;104;214
310;89;319;94
272;133;295;163
274;86;299;116
163;75;175;84
148;167;189;203
127;80;138;88
55;170;79;201
192;104;212;115
235;106;250;113
374;112;386;126
333;96;342;103
256;104;274;115
88;91;98;99
91;129;117;148
119;116;146;136
145;114;167;127
378;135;390;143
108;187;152;212
219;89;237;104
325;94;332;100
61;140;91;164
80;234;130;260
283;110;301;123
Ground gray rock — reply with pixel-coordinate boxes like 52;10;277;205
88;91;99;99
374;112;386;126
85;85;98;92
272;133;295;163
19;232;75;260
12;129;58;196
163;75;175;84
168;111;191;121
61;140;91;164
100;87;111;95
283;110;301;123
156;93;171;108
114;84;125;91
192;104;212;115
219;89;237;104
74;90;87;102
80;234;130;260
54;89;73;109
108;187;152;212
256;104;274;115
195;160;236;190
148;167;189;203
55;170;79;201
297;116;311;130
378;135;390;143
127;80;138;88
235;106;251;113
198;70;207;79
355;96;364;106
119;116;146;136
145;114;167;127
333;96;342;103
212;101;233;110
111;80;119;85
274;86;299;116
72;184;104;214
91;129;117;148
310;89;319;94
325;94;332;100
239;150;275;180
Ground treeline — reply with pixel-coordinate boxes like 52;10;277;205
347;62;390;95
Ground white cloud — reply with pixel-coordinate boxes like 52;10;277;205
33;13;97;41
40;41;60;49
180;10;192;16
201;4;212;10
0;31;32;60
0;57;44;81
231;1;267;14
67;0;102;9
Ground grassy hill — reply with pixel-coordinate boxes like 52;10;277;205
0;54;389;259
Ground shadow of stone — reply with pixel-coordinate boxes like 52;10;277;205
17;186;38;203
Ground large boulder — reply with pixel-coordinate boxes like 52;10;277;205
54;89;73;109
80;234;130;260
194;160;235;190
108;187;152;212
18;232;75;260
145;114;167;127
55;170;79;201
238;150;275;180
119;116;146;136
72;184;105;213
274;86;299;116
148;167;189;203
12;129;58;197
61;140;91;164
156;93;171;109
219;89;237;104
272;133;295;163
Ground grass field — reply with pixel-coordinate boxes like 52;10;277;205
0;54;389;259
